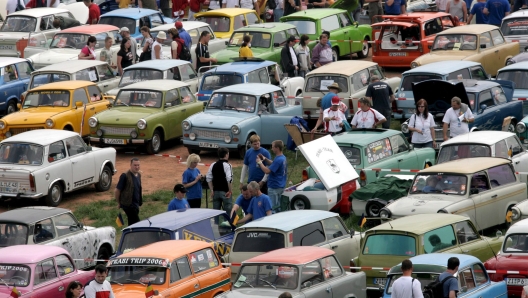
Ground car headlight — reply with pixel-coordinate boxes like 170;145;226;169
517;122;526;134
45;119;54;128
380;209;391;218
0;120;5;130
224;135;232;143
137;119;147;130
411;62;419;68
401;123;409;133
130;131;138;138
88;117;98;128
437;209;448;214
231;125;240;135
512;207;521;221
183;121;191;131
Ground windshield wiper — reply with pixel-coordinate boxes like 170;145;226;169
110;280;123;286
126;279;145;285
116;102;129;107
240;280;253;288
259;278;276;289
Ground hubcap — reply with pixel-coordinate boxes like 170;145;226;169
152;134;160;151
7;104;15;114
293;200;305;210
101;170;110;188
362;41;368;55
369;204;380;216
51;185;61;203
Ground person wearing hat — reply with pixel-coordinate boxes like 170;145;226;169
311;82;348;132
175;21;192;49
120;27;137;65
152;31;166;60
351;97;387;128
168;184;190;211
323;96;346;135
280;35;298;78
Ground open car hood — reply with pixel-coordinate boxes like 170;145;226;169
412;80;470;106
495;79;515;102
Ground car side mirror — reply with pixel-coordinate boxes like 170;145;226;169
273;42;280;47
75;101;83;108
480;104;487;112
225;40;228;46
302;281;312;288
350;228;355;237
78;222;84;229
86;146;92;152
470;188;479;195
17;103;21;109
480;44;486;49
496;230;502;238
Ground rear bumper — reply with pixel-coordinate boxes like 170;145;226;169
0;192;44;199
372;55;416;68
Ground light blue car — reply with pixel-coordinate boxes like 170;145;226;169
99;8;174;41
497;61;528;116
382;254;507;298
182;83;302;157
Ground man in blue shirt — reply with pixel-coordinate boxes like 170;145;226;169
468;0;489;24
240;134;271;194
257;140;287;212
230;184;253;219
384;0;406;15
483;0;510;26
237;181;272;224
175;21;192;49
439;257;459;298
167;184;190;211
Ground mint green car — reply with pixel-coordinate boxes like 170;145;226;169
88;80;203;154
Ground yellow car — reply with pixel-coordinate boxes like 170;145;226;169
0;81;111;140
195;8;261;39
411;25;519;76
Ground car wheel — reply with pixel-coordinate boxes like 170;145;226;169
146;129;162;154
508;122;516;133
332;48;339;62
290;195;311;210
97;246;111;264
357;40;369;59
187;148;200;155
46;182;63;207
95;165;112;192
365;200;385;217
6;100;17;115
238;135;253;158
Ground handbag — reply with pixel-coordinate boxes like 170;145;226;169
139;41;152;62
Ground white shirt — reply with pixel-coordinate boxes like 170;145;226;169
323;108;346;132
6;0;23;14
351;108;386;128
225;0;238;7
289;46;298;66
209;0;221;9
442;105;474;138
239;0;257;8
436;0;447;10
84;280;115;298
47;0;59;7
151;40;161;60
391;276;424;298
409;113;436;144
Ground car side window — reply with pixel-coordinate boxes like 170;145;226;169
479;32;492;49
180;86;194;103
470;171;489;192
73;88;89;105
300;261;323;287
175;257;192;280
234;15;245;30
506;136;524;156
76;67;98;83
53;213;80;237
3;65;17;83
441;16;455;28
150;13;163;26
425;19;443;36
322;15;340;31
181;64;197;81
273;31;287;47
478;90;494;110
210;215;233;239
424;225;456;253
491;86;506;104
190;248;219;273
321;256;342;280
65;136;86;157
459;268;476;292
246;12;258;25
248;70;264;83
139;16;151;28
96;64;115;81
170;259;181;283
188;28;200;44
352;69;370;91
293;221;326;246
470;66;487;80
322;217;348;240
390;134;409;154
454;221;479;244
473;263;488;287
258;68;268;83
15;62;31;79
34;219;56;243
368;66;383;80
339;13;352;26
40;16;54;31
490;29;505;45
273;91;286;110
447;68;470;80
493;140;509;158
55;254;75;276
87;86;102;102
48;141;67;162
34;258;57;285
488;164;517;187
165;89;181;107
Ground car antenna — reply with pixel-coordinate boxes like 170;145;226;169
388;220;393;230
471;199;498;260
147;217;152;226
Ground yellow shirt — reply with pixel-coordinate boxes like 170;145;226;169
239;46;253;58
118;0;130;9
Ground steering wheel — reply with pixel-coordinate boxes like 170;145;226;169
10;276;25;281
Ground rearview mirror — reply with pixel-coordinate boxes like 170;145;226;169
273;42;280;47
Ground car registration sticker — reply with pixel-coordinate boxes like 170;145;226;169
373;278;387;286
104;138;126;145
389;52;407;56
199;142;219;148
507;278;528;286
0;45;14;50
0;182;19;193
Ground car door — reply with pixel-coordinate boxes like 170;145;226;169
321;256;352;298
478;32;495;74
180;86;199;119
165;88;184;139
507;136;528;184
66;136;96;191
259;91;294;145
55;254;80;286
2;64;22;106
321;217;352;265
470;171;495;230
389;134;418;170
474;89;498;131
486;164;523;227
33;258;64;297
86;85;110;116
337;13;353;55
190;247;223;298
179;64;199;93
71;87;92;135
321;15;342;56
299;260;331;297
95;64;119;93
14;61;32;94
210;214;235;258
52;213;93;269
490;29;507;74
458;264;489;296
41;15;60;39
454;220;491;259
24;32;52;58
46;140;74;189
167;257;199;296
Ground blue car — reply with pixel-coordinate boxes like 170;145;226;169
114;208;234;258
0;57;34;115
383;254;507;298
497;61;528;116
99;8;173;41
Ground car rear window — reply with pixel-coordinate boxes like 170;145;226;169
503;233;528;253
233;231;285;252
305;76;348;93
437;144;491;163
501;18;528;36
340;146;361;165
120;69;163;88
363;234;416;256
401;74;442;91
201;74;243;91
119;231;171;254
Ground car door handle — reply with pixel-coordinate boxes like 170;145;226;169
181;109;186;112
194;284;199;289
103;85;108;87
326;286;332;293
462;250;469;253
495;50;499;53
491;194;498;198
62;241;69;244
90;107;95;110
58;286;64;291
331;245;338;249
398;159;403;162
516;161;520;164
72;161;77;164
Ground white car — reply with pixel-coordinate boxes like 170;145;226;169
0;130;117;206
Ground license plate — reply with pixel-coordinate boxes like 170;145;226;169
373;278;387;286
0;182;18;188
389;52;407;57
199;142;219;148
507;278;528;285
0;45;14;50
104;138;126;145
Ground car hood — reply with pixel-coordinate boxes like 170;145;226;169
386;194;463;216
29;49;79;65
188;111;257;129
211;47;240;63
95;107;160;125
511;52;528;63
3;107;71;125
415;51;473;64
222;289;301;297
0;32;29;42
492;254;528;270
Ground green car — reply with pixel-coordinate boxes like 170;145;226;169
88;80;203;154
211;23;300;65
281;8;372;59
352;214;503;297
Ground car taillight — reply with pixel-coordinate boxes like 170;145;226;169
350;259;356;273
304;111;311;115
29;173;35;192
418;42;423;53
519;98;527;101
359;170;366;187
302;169;308;181
398;97;406;100
289;232;293;244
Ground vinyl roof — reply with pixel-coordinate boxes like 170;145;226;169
1;130;80;146
124;208;227;230
238;210;337;231
370;214;471;235
34;60;110;74
441;131;516;147
419;157;511;174
307;61;378;76
30;80;95;91
60;24;119;34
245;247;334;265
116;240;212;260
0;207;71;224
121;79;190;91
0;245;71;264
403;61;482;75
439;24;500;34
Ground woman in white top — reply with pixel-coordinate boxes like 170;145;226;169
351;97;386;129
408;98;436;148
151;31;165;60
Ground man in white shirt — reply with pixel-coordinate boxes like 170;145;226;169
6;0;24;15
392;259;424;298
85;264;115;298
351;97;387;128
442;96;474;141
323;96;346;134
239;0;260;15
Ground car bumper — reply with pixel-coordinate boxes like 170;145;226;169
89;137;151;145
372;55;416;68
184;140;240;151
0;192;44;199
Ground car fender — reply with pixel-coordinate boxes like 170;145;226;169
282;77;304;97
85;226;117;255
3;94;19;106
384;77;402;91
99;160;116;177
48;178;66;192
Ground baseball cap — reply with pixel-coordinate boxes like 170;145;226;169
287;35;296;43
175;21;183;29
119;27;130;33
331;96;340;106
173;184;187;193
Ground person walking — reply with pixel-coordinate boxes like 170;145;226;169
311;33;333;68
206;147;233;213
196;31;217;73
384;0;406;15
237;181;272;224
257;140;287;212
182;153;203;208
440;257;460;298
167;184;190;211
117;37;134;76
115;158;142;226
467;0;489;24
311;83;348;132
442;96;474;140
139;26;153;62
273;0;284;21
240;134;270;194
408;99;436;148
151;31;165;60
365;75;395;129
84;265;115;298
65;281;83;298
84;0;100;24
351;97;387;128
52;16;80;29
120;27;137;64
483;0;510;26
230;184;253;219
323;96;346;135
446;0;468;22
175;21;192;49
239;35;253;58
100;36;117;74
78;36;97;60
281;35;298;77
366;0;383;23
392;259;424;298
295;35;311;78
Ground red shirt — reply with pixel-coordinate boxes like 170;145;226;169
87;3;100;25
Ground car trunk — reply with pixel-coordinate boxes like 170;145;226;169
373;22;423;60
0;167;33;197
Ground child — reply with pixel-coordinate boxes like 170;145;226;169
167;184;190;211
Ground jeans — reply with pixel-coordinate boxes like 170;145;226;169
213;191;232;213
413;141;433;148
273;8;283;22
122;206;140;226
268;188;284;212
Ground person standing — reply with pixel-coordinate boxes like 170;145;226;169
117;37;134;76
295;35;311;78
311;33;333;68
351;97;387;128
167;28;181;59
120;27;137;64
84;265;115;298
237;181;273;224
257;140;287;212
175;21;192;50
239;35;253;58
206;147;233;213
65;281;83;298
442;96;474;141
188;0;205;20
240;134;270;194
84;0;100;25
408;99;436;148
240;0;260;16
171;0;187;20
273;0;284;21
283;0;300;16
436;0;447;11
151;31;165;60
468;0;489;24
100;37;117;73
196;31;217;72
323;96;346;135
440;257;460;298
311;83;348;132
366;0;383;23
365;75;395;129
167;184;190;211
230;184;253;219
115;158;142;226
182;154;203;208
281;35;298;77
384;0;406;15
483;0;510;26
139;26;153;61
78;36;97;60
6;0;25;15
446;0;467;22
391;260;424;298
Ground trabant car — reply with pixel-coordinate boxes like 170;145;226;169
99;8;173;41
352;214;503;296
0;207;116;269
114;208;234;258
497;61;528;114
385;254;507;298
410;25;519;75
183;83;301;157
222;246;366;298
380;158;527;230
0;57;33;115
0;81;112;140
0;245;95;298
107;240;231;298
89;80;203;154
505;47;528;65
0;130;117;206
501;10;528;51
195;8;261;39
281;8;372;59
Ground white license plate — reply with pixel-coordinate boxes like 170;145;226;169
389;52;407;57
0;45;14;50
373;278;387;286
199;142;219;148
507;278;528;285
104;138;126;145
0;182;18;188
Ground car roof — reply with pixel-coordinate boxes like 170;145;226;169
125;59;192;71
502;9;528;21
333;129;400;146
215;83;282;95
447;79;500;92
378;12;454;22
370;214;470;235
8;7;68;17
506;217;528;235
33;60;111;74
439;24;499;35
237;210;337;231
499;61;528;72
124;208;227;230
60;24;119;34
0;207;71;224
121;79;190;91
442;131;515;146
1;130;80;146
244;247;334;265
307;61;379;76
403;61;482;75
420;157;511;174
29;81;95;90
101;8;160;18
282;8;348;19
207;60;276;74
237;22;297;33
0;245;71;264
195;8;256;17
117;240;212;260
388;253;479;275
0;57;29;66
150;21;211;32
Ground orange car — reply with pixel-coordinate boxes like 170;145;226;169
107;240;231;298
372;12;463;68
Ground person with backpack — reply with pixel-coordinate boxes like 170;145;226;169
139;26;153;62
392;259;424;298
168;28;183;59
351;97;386;128
439;257;459;298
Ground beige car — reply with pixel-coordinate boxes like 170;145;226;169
411;25;519;76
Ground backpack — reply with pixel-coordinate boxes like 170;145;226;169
423;275;456;298
15;0;25;12
268;0;277;10
178;39;192;61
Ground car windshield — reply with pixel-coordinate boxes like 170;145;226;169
400;74;442;92
497;70;528;89
229;32;271;48
503;233;528;252
233;231;285;252
284;20;316;35
30;73;71;89
386;273;440;294
501;18;528;36
196;16;230;32
201;74;243;91
118;231;171;254
108;265;167;285
207;92;257;113
234;264;298;290
437;144;491;163
23;90;70;108
143;31;172;47
0;143;43;166
119;69;163;88
363;234;416;256
432;34;478;51
0;223;28;247
50;33;104;50
340;146;361;165
0;264;31;286
410;174;468;195
379;25;421;50
305;76;349;93
115;90;163;108
99;17;136;34
0;16;36;32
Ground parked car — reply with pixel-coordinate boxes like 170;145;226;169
222;246;366;298
183;83;301;157
497;61;528;116
224;210;361;279
99;8;173;41
0;245;95;298
411;25;519;75
371;12;462;68
0;130;117;206
352;214;503;296
500;10;528;51
0;207;116;269
384;254;507;298
281;8;372;59
197;59;304;101
89;80;203;154
0;57;33;115
114;208;234;258
395;61;489;121
0;81;112;140
195;8;261;39
505;47;528;65
380;157;526;230
107;240;231;298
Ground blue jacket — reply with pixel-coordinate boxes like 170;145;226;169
287;116;309;151
178;28;192;49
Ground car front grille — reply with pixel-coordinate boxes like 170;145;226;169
194;129;229;140
100;126;136;136
10;127;44;135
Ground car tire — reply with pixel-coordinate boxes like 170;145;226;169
238;135;253;158
290;195;311;210
508;122;516;133
95;165;112;192
332;47;339;62
187;148;200;155
146;129;162;154
365;200;385;217
46;182;63;207
97;246;111;264
6;100;17;115
357;39;369;59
